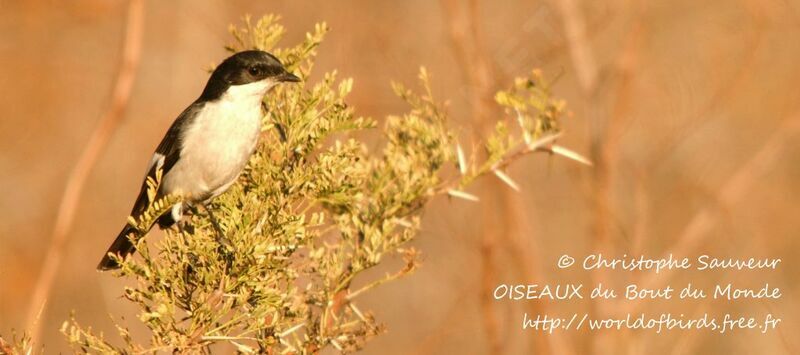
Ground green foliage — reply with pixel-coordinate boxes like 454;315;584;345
62;15;566;353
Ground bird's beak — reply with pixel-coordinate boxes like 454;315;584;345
276;72;301;83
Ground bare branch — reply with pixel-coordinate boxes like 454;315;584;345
26;0;145;346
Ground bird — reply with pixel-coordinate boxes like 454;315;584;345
97;50;300;270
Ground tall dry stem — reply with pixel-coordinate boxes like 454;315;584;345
25;0;144;346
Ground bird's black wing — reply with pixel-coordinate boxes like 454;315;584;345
154;102;205;178
132;101;204;216
97;101;204;270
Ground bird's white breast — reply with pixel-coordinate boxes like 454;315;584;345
162;79;275;201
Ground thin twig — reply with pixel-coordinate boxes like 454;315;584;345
25;0;144;346
439;1;504;353
551;0;598;92
552;1;644;354
641;0;765;174
622;115;800;315
345;269;409;301
439;1;576;353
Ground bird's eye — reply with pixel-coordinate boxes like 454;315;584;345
248;66;261;76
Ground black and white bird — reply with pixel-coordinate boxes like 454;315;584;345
97;50;300;270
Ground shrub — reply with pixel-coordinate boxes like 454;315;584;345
61;15;566;353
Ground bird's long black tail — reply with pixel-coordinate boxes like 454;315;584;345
97;224;139;270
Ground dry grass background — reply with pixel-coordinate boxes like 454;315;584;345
1;0;799;353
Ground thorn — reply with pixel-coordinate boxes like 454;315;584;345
527;132;562;151
349;303;367;322
278;322;305;338
493;170;520;191
447;189;480;202
515;108;532;144
456;143;467;175
393;218;413;228
330;339;343;351
550;144;593;166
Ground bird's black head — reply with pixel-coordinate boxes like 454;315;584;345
199;50;300;101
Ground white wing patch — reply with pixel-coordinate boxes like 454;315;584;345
170;203;183;223
145;153;166;178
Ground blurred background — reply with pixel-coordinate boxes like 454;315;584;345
1;0;799;353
